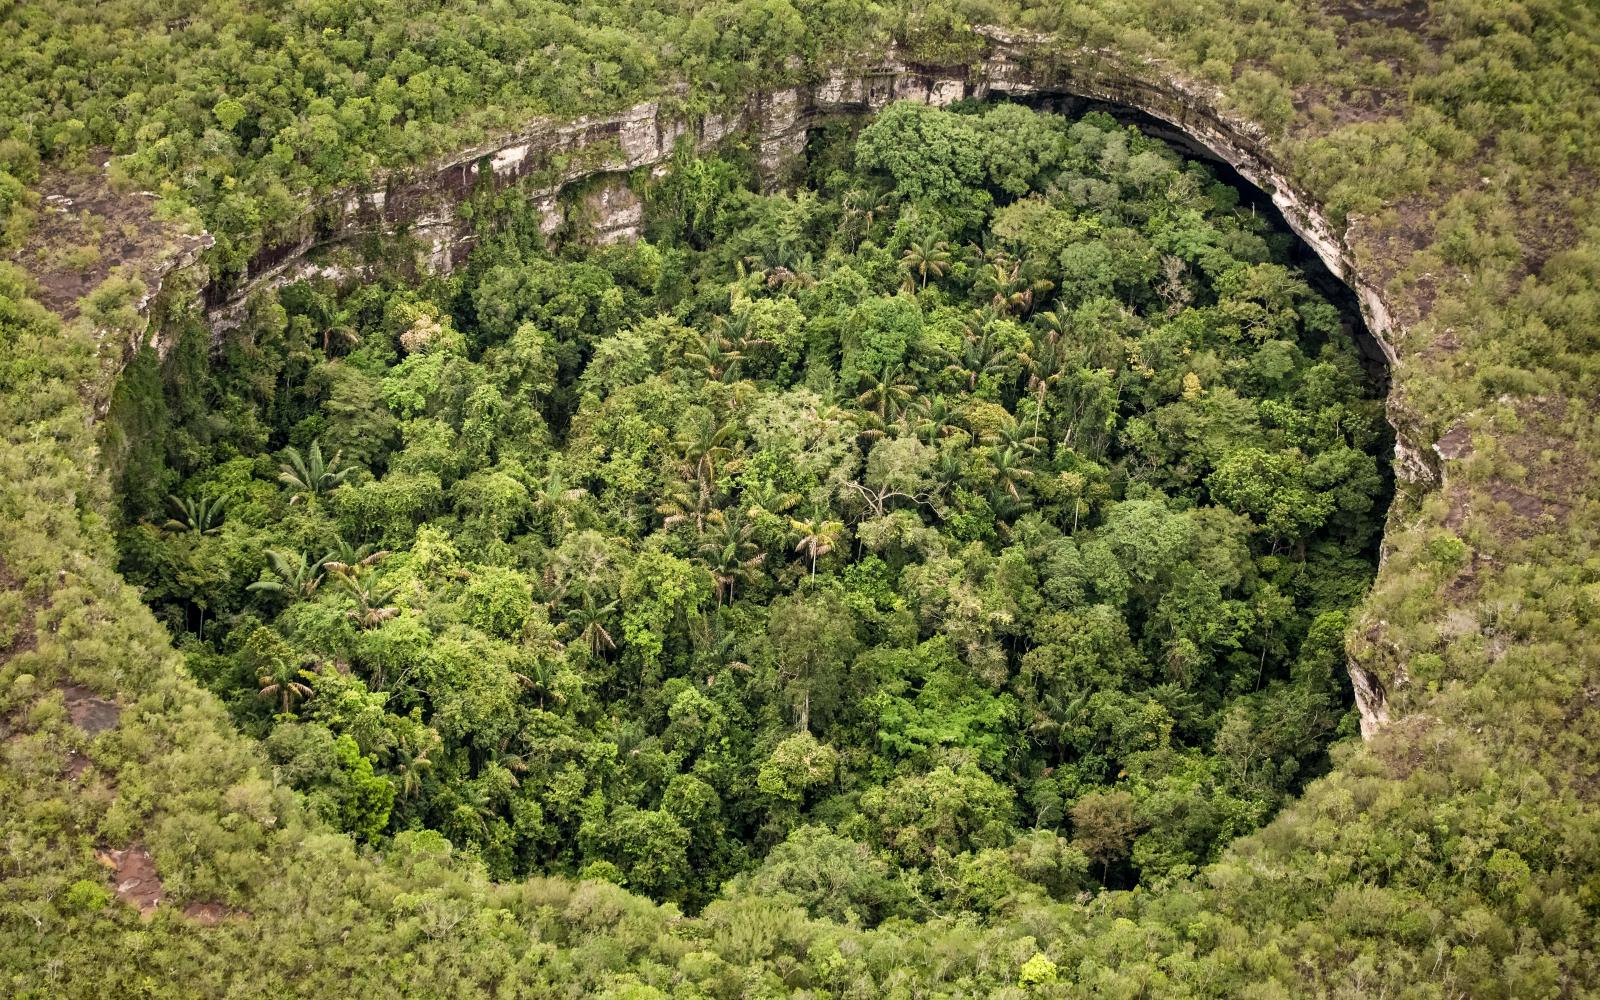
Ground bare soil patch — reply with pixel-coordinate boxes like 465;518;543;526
61;684;121;735
4;150;210;324
63;751;92;780
95;845;245;923
1322;0;1442;54
96;843;164;916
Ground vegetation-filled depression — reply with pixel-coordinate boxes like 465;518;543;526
108;102;1391;914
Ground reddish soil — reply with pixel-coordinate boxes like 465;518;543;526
63;751;92;780
97;845;245;924
96;843;164;916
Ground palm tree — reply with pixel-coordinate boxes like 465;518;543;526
1033;306;1070;338
790;514;843;576
980;257;1054;316
657;476;716;535
985;418;1045;459
855;364;917;423
693;614;751;683
258;658;313;715
718;304;766;351
699;509;765;604
335;569;399;629
321;322;361;356
933;447;967;490
912;394;964;443
393;731;440;800
900;236;952;291
1020;315;1068;385
1021;312;1069;429
1020;365;1063;444
684;326;744;383
841;188;894;248
278;439;355;504
947;311;1016;392
744;481;799;521
851;408;890;444
565;592;619;658
1028;689;1091;766
532;467;588;539
760;259;817;291
989;446;1035;502
248;549;327;599
322;541;388;578
446;780;504;845
992;490;1034;541
679;418;741;493
163;495;226;535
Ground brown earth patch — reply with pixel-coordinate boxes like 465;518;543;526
96;843;164;916
1322;0;1443;55
1437;396;1587;546
62;684;120;735
3;149;211;325
1482;396;1585;539
1439;552;1489;606
96;845;245;924
1487;482;1564;525
1360;195;1439;330
1323;0;1431;34
63;750;92;780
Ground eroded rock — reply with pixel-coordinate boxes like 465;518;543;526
61;684;120;735
1347;660;1392;740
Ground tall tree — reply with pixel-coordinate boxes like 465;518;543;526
278;439;356;504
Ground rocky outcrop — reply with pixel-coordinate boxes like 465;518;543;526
197;31;1404;378
1347;661;1393;740
142;27;1417;739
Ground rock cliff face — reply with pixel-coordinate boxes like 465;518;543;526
202;34;1403;368
141;28;1415;737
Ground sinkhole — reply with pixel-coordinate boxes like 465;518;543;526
104;97;1393;916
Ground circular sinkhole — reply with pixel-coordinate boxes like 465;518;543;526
103;99;1392;917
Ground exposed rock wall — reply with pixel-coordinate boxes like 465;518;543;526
141;28;1413;737
197;34;1403;376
